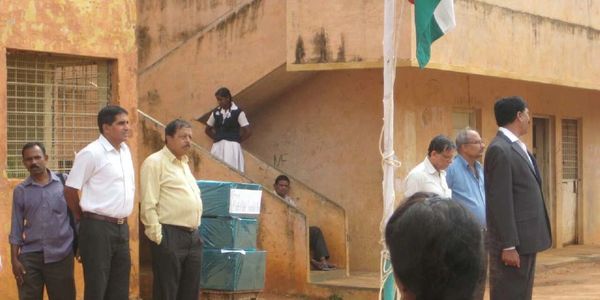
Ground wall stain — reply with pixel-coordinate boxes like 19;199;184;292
294;35;305;64
311;27;330;63
214;0;262;37
336;33;346;62
136;26;151;63
141;120;164;153
158;25;167;44
145;89;161;105
189;149;201;171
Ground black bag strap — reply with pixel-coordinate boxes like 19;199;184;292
57;172;78;255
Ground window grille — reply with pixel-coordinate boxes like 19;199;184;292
561;119;578;180
6;51;111;178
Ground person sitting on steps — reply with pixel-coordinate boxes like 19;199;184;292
273;175;336;271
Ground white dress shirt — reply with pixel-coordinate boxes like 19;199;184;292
404;156;452;198
66;135;135;218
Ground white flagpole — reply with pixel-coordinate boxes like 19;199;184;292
380;0;400;299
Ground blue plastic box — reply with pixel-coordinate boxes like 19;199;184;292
200;216;258;250
200;249;266;291
198;180;262;217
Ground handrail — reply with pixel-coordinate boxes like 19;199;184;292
137;108;346;212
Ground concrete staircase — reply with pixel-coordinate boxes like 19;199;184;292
137;111;381;299
135;0;380;297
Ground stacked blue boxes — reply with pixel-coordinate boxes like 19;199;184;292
198;180;266;291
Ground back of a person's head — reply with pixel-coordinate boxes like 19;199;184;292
385;192;483;300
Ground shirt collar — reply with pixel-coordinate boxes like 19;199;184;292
23;169;59;187
161;146;189;163
454;154;482;170
98;134;121;152
499;127;519;143
219;102;239;114
423;156;442;175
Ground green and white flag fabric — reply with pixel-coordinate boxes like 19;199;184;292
412;0;456;68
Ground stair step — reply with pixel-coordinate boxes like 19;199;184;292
311;271;379;289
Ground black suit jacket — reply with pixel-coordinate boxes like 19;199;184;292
484;131;552;254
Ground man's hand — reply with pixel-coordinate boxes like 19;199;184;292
11;258;26;286
501;248;521;268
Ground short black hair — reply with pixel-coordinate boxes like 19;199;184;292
427;135;456;156
215;87;232;100
97;105;128;133
275;175;290;185
385;192;483;300
165;119;192;138
494;96;527;127
21;142;46;157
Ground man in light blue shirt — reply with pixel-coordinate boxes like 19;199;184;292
446;128;486;300
447;129;486;228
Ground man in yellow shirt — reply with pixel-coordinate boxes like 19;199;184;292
140;119;203;300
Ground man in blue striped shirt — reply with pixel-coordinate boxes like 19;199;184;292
9;142;75;300
446;128;486;300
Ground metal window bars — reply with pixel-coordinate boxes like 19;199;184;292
6;51;111;178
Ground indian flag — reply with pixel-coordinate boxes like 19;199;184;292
412;0;456;68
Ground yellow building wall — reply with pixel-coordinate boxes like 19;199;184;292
287;0;600;90
245;67;600;272
137;0;286;137
0;1;138;299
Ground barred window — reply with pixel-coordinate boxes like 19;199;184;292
561;119;579;180
6;50;111;178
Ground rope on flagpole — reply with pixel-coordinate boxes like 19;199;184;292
378;0;407;299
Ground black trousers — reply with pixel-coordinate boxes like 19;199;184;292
79;218;131;300
17;252;75;300
309;226;330;260
151;224;203;300
489;245;537;300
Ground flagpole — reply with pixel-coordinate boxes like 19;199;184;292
380;0;399;299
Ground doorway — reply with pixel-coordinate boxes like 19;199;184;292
560;119;580;245
532;118;552;227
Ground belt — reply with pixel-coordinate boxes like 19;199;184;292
82;212;127;225
164;224;196;232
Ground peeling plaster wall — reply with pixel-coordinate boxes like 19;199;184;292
0;1;138;298
287;0;600;91
287;0;412;69
245;67;600;272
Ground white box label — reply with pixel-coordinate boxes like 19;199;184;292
229;188;262;215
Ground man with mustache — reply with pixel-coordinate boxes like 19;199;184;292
9;142;76;300
64;105;135;300
140;119;203;300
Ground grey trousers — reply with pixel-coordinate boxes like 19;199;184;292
79;218;131;300
18;252;75;300
309;226;330;260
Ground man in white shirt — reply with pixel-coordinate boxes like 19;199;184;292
404;135;455;198
64;105;135;300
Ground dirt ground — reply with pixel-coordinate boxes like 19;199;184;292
533;261;600;299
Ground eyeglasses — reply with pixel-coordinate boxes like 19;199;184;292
465;140;484;145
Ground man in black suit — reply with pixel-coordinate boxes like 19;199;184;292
484;96;552;300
